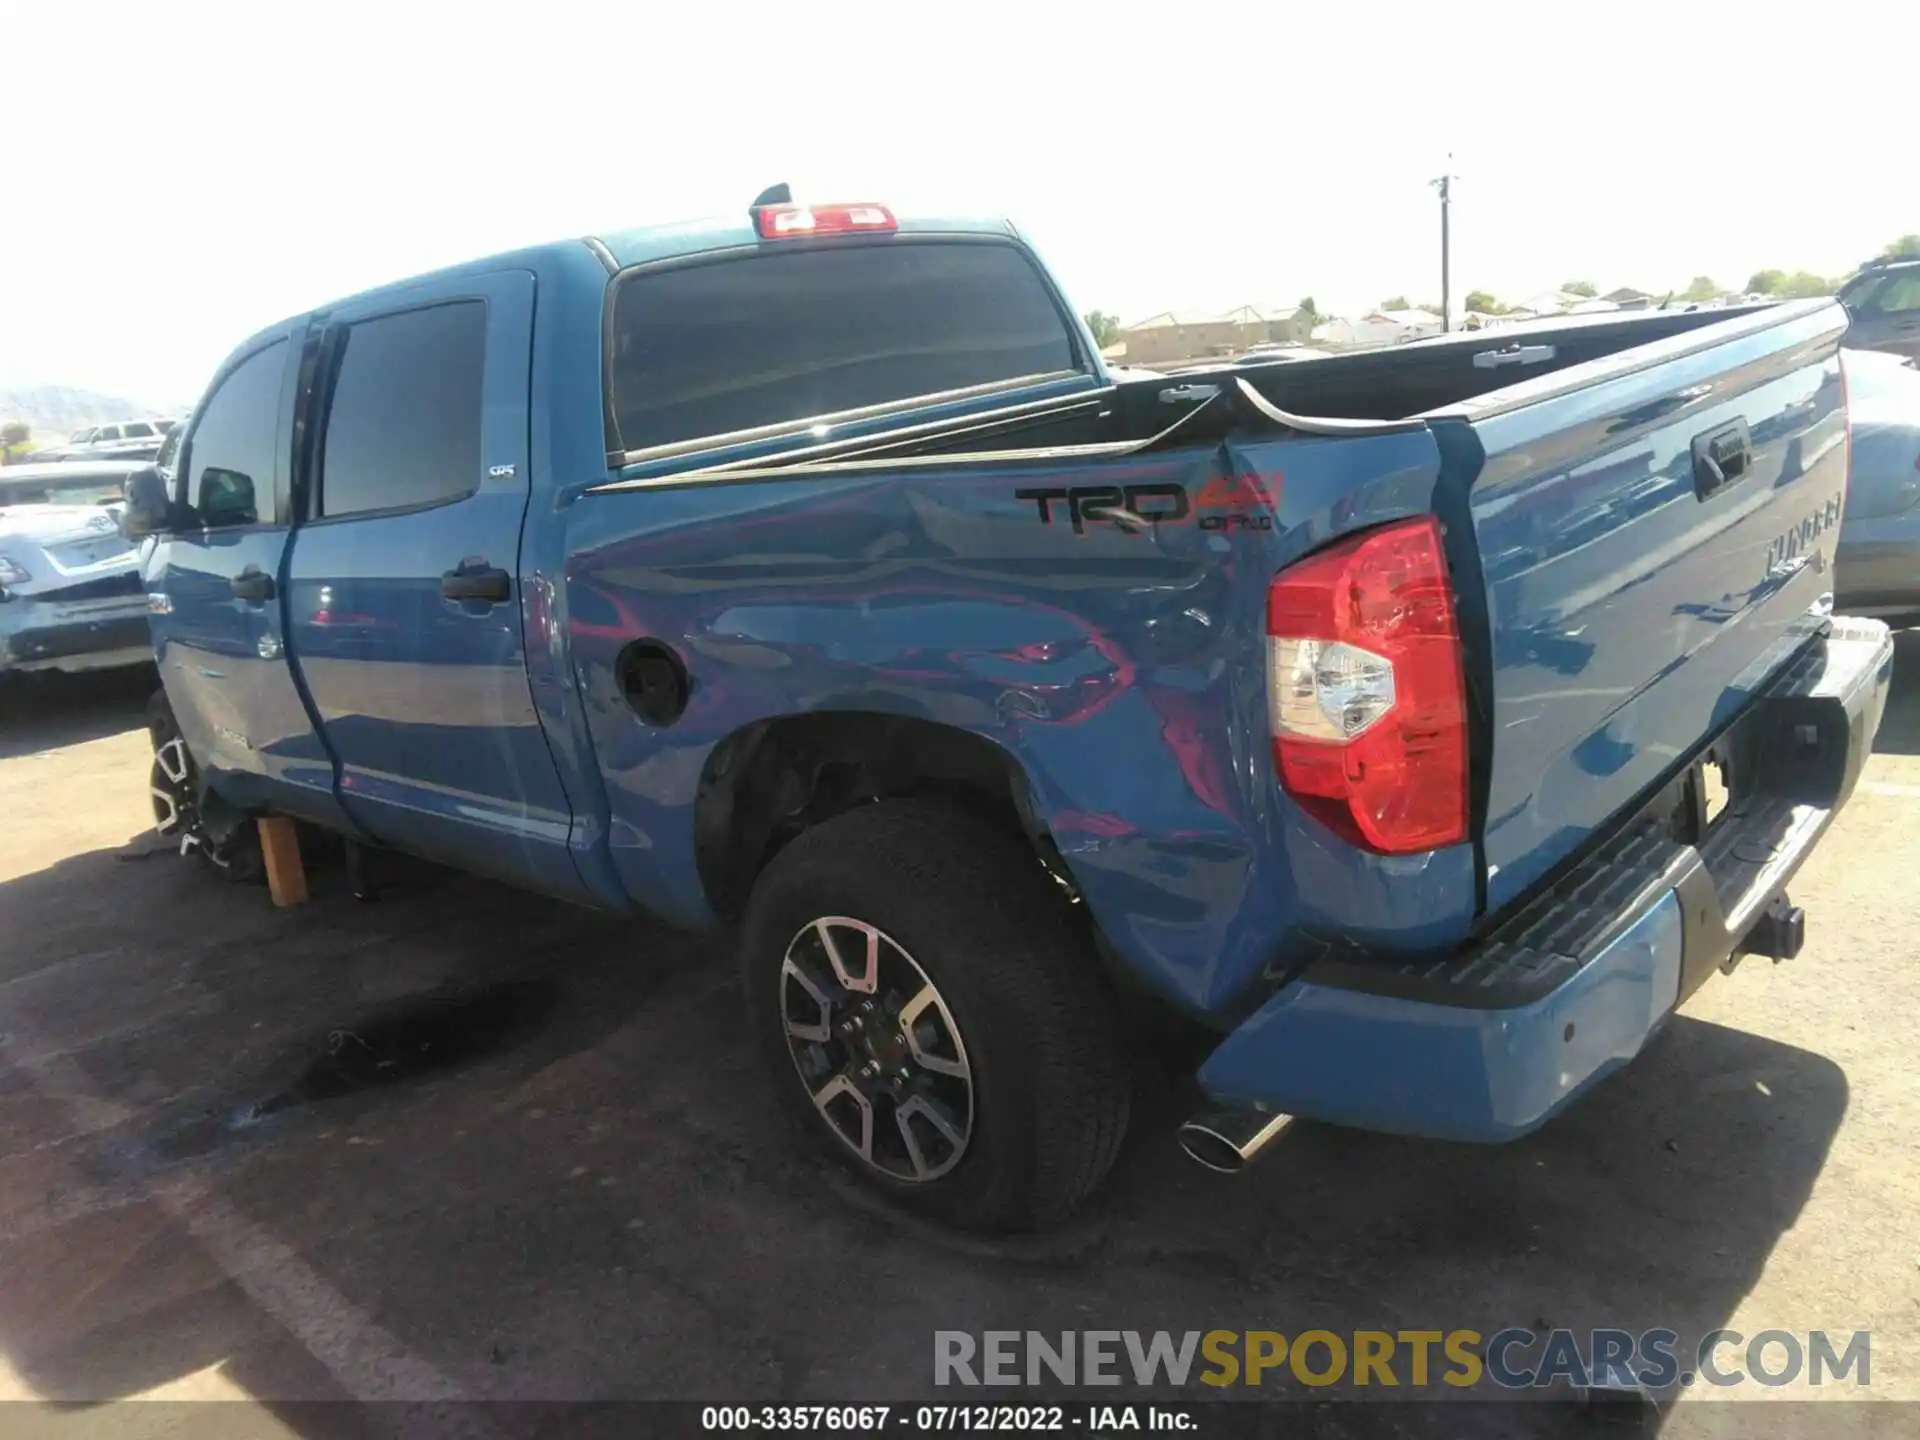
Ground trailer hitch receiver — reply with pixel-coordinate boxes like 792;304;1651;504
1738;894;1805;963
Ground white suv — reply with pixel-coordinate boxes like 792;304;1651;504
32;419;175;463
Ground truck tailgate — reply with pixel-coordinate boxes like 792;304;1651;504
1445;301;1850;914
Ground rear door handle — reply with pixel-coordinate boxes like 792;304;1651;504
441;563;512;604
1692;419;1753;500
230;570;275;602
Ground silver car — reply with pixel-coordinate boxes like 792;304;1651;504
1835;349;1920;623
0;462;155;677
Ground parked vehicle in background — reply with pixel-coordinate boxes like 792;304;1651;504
120;193;1887;1230
1835;348;1920;624
1839;258;1920;363
29;419;175;464
153;420;184;477
0;461;153;678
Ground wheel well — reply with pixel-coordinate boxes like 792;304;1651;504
694;713;1064;917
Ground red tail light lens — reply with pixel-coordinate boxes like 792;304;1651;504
1266;516;1469;853
754;202;897;239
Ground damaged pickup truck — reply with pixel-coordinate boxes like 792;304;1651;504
120;192;1890;1229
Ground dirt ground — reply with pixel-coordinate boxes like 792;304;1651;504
2;646;1919;1439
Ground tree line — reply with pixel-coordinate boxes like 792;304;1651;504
1084;234;1920;340
1458;234;1920;315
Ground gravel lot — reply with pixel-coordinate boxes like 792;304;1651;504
2;646;1918;1438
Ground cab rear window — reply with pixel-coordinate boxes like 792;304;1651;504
606;240;1079;455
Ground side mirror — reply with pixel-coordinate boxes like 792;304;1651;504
119;465;176;539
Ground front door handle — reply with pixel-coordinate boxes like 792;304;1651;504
441;563;512;604
231;569;275;602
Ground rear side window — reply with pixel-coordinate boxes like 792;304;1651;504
607;241;1079;454
318;301;485;518
1871;273;1920;314
184;339;287;528
1844;270;1920;315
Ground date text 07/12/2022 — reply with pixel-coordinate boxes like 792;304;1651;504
700;1405;1190;1432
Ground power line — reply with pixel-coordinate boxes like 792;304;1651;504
1430;162;1457;333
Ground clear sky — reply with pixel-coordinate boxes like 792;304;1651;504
2;0;1912;406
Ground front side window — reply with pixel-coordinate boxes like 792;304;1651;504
122;421;155;438
317;301;485;518
607;240;1079;454
184;340;287;528
95;425;121;441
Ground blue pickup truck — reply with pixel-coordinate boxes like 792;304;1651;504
122;191;1891;1229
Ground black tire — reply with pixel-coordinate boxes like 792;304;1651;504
147;691;264;884
741;799;1131;1230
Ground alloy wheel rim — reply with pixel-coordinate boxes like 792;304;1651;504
779;917;974;1183
150;736;228;867
151;737;191;837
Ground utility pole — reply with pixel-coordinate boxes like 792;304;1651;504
1430;161;1457;332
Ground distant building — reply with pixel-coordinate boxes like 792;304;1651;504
1118;304;1316;367
1311;308;1444;349
1509;290;1595;317
1378;307;1445;336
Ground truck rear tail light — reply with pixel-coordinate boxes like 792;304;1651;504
754;203;897;239
1266;516;1468;853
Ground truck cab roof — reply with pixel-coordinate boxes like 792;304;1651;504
594;210;1020;272
228;207;1029;362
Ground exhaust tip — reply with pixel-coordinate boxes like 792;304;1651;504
1178;1121;1251;1174
1177;1104;1295;1174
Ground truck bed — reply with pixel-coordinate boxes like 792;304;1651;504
628;303;1784;477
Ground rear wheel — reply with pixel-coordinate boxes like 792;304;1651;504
147;693;263;882
740;799;1131;1230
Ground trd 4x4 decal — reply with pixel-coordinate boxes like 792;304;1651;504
1014;473;1281;535
1193;473;1280;532
1013;483;1188;534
